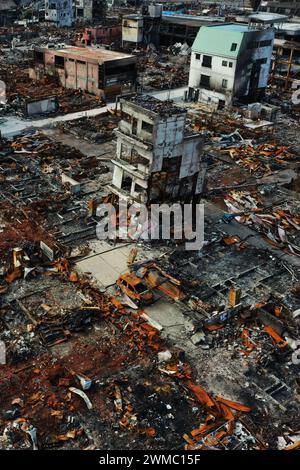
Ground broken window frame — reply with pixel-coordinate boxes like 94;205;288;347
35;51;44;64
222;78;228;89
200;74;210;89
121;111;132;123
141;121;153;134
259;40;272;48
54;55;65;69
256;58;268;65
202;55;212;68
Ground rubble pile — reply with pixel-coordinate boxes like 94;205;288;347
0;6;300;454
221;144;299;175
137;50;189;91
0;131;111;259
224;190;300;255
55;112;120;143
0;65;105;117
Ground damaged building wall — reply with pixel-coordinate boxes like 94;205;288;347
122;16;144;45
259;0;300;16
0;0;17;27
45;0;74;27
73;0;93;21
188;23;274;108
270;39;300;90
109;96;204;204
30;46;137;99
235;28;274;101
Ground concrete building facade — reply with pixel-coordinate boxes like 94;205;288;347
109;95;205;204
31;46;137;99
73;0;93;21
188;22;275;109
45;0;73;27
0;1;17;27
121;10;224;48
122;15;144;45
259;0;300;17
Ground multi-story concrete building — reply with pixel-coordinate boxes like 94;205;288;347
188;19;277;109
73;0;93;21
0;1;17;27
122;6;162;48
31;46;137;99
159;12;225;46
259;0;300;17
122;15;144;46
270;38;300;90
108;95;205;204
121;8;226;48
45;0;73;27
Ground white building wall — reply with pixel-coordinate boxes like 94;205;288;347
189;51;236;106
189;27;274;107
189;52;236;92
122;18;144;43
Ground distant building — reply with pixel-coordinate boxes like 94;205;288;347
159;12;225;46
259;1;300;17
73;0;93;21
81;25;122;46
31;46;137;99
188;16;286;108
0;1;17;27
108;95;205;204
121;9;228;48
122;6;162;48
270;38;300;90
45;0;73;27
122;15;145;46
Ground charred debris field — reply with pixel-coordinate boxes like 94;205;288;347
0;0;300;457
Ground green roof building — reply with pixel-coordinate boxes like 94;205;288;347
188;22;275;109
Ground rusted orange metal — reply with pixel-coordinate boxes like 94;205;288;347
274;306;282;318
215;396;251;413
283;440;300;451
145;269;184;301
204;324;225;331
264;325;288;348
218;403;235;421
117;272;153;304
241;329;255;351
223;235;241;245
187;381;216;409
190;422;220;439
5;268;22;283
